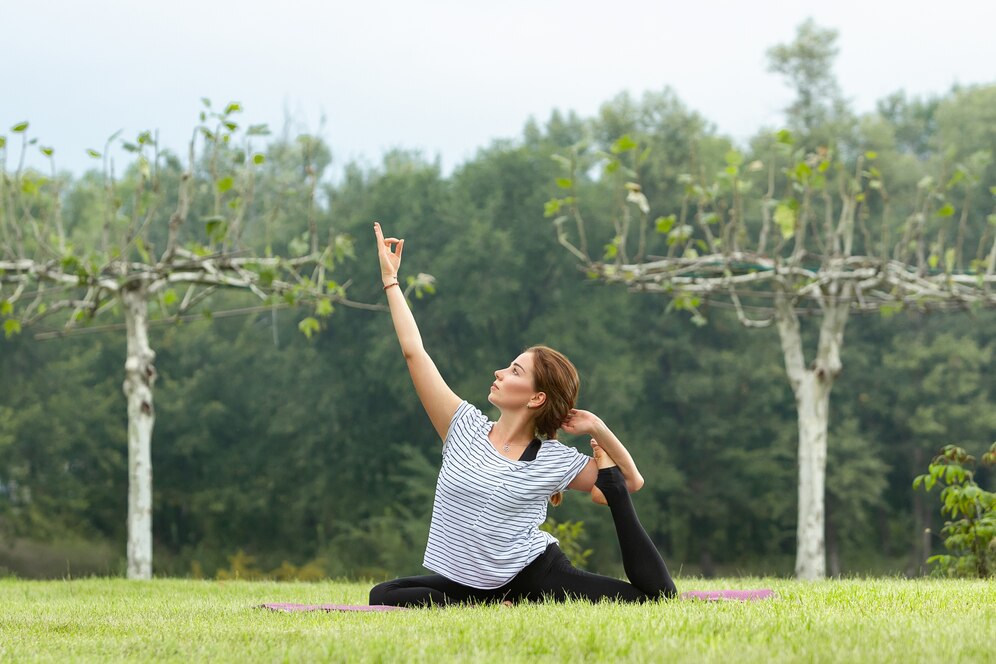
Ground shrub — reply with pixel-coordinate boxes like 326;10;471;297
913;443;996;578
540;518;592;569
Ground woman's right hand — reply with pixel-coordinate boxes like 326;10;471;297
373;221;404;286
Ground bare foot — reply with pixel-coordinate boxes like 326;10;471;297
589;439;616;505
590;439;618;469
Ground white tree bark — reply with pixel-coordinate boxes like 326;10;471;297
122;284;156;579
775;281;851;580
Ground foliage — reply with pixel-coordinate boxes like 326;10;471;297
208;550;328;582
2;42;996;581
913;443;996;578
539;518;592;569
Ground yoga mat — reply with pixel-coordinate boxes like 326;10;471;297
259;590;775;612
261;603;407;612
680;589;775;601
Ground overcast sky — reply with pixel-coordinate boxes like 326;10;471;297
5;0;995;178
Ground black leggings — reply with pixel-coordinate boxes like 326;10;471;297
369;467;677;607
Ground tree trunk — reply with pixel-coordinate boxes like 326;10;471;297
793;368;832;580
775;282;850;580
122;284;156;579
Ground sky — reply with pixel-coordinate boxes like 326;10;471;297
4;0;995;178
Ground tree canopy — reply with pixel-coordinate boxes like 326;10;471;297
1;72;993;580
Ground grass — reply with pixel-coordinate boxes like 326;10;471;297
0;576;993;662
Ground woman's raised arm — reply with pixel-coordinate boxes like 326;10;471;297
374;222;460;442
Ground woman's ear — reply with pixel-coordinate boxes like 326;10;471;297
529;392;547;409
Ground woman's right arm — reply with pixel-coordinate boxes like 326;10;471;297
374;222;461;442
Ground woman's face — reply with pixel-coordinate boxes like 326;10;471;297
488;352;543;411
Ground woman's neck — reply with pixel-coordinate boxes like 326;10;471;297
489;411;535;446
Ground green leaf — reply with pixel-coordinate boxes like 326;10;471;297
288;233;309;257
40;146;54;156
928;254;939;269
204;216;227;243
864;151;878;160
247;123;271;136
724;150;744;167
298;316;320;339
163;289;178;306
775;129;794;145
135;238;151;264
253;153;265;165
315;298;334;317
944;248;956;271
936;203;955;218
609;135;637;154
86;149;102;159
655;215;675;234
216;176;234;193
224;102;242;114
0;300;12;315
544;199;563;218
3;319;21;338
11;122;28;133
603;239;619;260
774;203;796;240
258;267;276;288
555;178;572;189
0;136;6;149
224;121;238;132
987;214;996;227
604;159;620;175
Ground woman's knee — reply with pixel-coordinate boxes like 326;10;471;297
369;580;396;606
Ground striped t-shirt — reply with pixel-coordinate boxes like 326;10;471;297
422;400;591;589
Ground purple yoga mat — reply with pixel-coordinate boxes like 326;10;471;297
259;589;775;612
680;589;775;601
261;603;408;612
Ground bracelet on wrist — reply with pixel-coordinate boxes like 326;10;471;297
383;280;400;291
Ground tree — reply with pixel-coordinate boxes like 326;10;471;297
546;33;996;577
0;102;378;578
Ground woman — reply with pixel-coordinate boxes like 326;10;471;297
369;222;677;606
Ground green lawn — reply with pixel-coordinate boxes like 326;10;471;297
0;577;992;662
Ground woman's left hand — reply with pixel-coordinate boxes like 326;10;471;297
560;408;602;437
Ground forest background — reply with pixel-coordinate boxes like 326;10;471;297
1;24;994;581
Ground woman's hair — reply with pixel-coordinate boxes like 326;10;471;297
526;345;580;440
525;345;580;509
